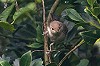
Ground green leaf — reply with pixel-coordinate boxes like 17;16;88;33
93;38;100;53
66;9;84;22
32;58;43;66
76;59;89;66
27;43;43;48
36;25;43;43
79;30;100;44
0;3;15;21
69;53;80;66
0;60;11;66
12;2;36;24
87;0;96;6
93;7;100;16
35;0;42;3
0;0;15;3
20;51;32;66
0;21;15;32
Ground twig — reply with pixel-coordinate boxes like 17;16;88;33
47;0;60;25
32;49;69;52
58;39;85;66
15;0;19;10
41;0;49;66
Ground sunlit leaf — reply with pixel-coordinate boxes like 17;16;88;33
20;51;32;66
12;2;36;24
27;43;43;48
0;3;15;21
0;21;15;32
66;9;84;22
93;38;100;55
0;60;11;66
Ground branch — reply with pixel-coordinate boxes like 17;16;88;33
47;0;60;25
58;39;85;66
32;49;69;52
42;0;60;65
42;0;49;66
15;0;19;10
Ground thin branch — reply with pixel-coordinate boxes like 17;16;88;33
58;39;85;66
32;49;69;52
42;0;49;66
15;0;19;10
47;0;60;25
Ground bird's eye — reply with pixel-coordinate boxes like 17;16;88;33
51;28;54;30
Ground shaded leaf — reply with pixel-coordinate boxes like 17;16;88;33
76;59;89;66
79;30;100;44
0;60;11;66
70;53;80;66
20;51;32;66
36;25;43;43
93;7;100;16
0;21;15;32
0;3;15;21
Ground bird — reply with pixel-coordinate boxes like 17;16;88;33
47;20;68;44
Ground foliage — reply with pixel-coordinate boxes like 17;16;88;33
0;0;100;66
0;51;43;66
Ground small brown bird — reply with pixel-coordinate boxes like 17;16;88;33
47;20;68;44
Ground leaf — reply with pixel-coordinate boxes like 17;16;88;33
13;59;20;66
35;0;42;3
93;38;100;53
20;51;32;66
0;3;15;21
93;7;100;16
27;43;43;48
12;2;36;24
66;9;84;22
76;59;89;66
69;53;80;66
31;58;43;66
0;21;15;32
87;0;96;6
0;60;11;66
36;25;43;43
79;30;100;44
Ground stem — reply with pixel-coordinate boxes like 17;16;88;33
47;0;60;25
58;39;85;66
42;0;49;66
15;0;19;10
